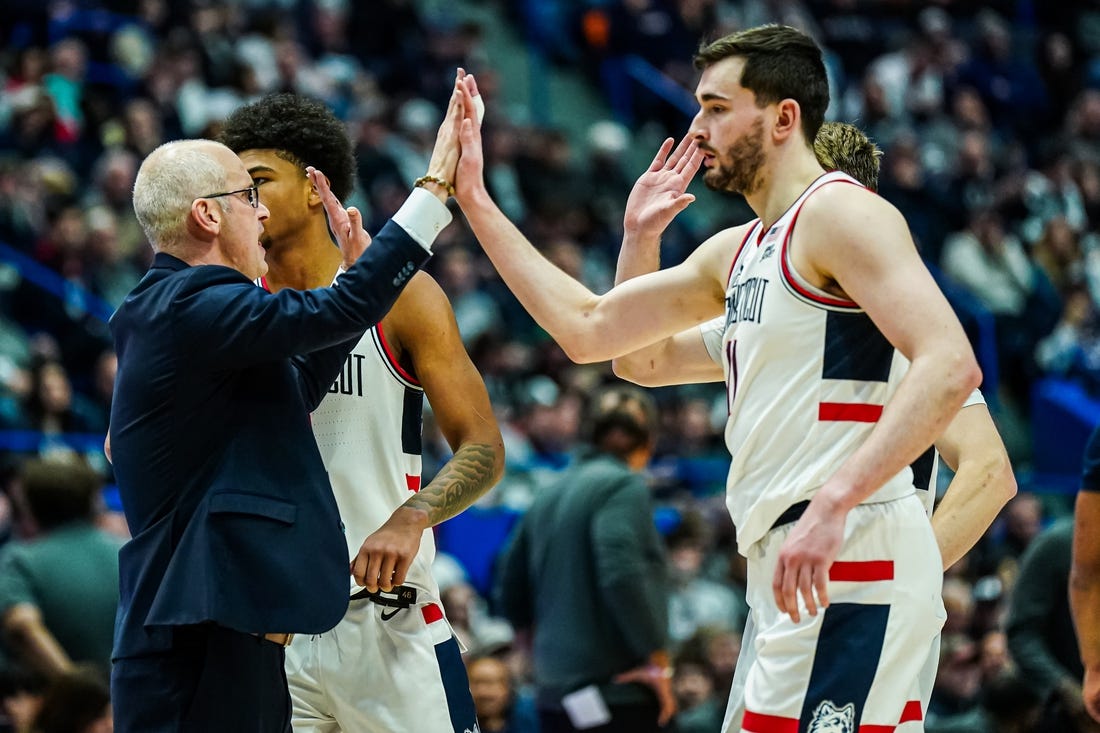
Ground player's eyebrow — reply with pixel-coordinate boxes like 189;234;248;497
698;93;732;103
246;165;278;175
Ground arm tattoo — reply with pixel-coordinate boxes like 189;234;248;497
403;442;499;526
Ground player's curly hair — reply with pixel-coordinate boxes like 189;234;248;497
219;93;357;202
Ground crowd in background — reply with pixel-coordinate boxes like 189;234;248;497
0;0;1099;731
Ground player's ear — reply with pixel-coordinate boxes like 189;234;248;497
306;171;330;207
773;98;800;143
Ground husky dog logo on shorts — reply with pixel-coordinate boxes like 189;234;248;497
807;700;855;733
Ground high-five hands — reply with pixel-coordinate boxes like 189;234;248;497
624;136;704;237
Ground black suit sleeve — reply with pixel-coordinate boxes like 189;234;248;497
175;221;428;370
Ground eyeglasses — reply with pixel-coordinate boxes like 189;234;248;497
198;185;259;208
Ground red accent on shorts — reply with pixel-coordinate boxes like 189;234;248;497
898;700;923;723
829;560;895;582
818;402;884;422
405;474;421;492
421;603;443;624
742;710;798;733
858;725;895;732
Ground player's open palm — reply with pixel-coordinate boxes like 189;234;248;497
306;166;370;270
623;136;703;238
773;501;845;623
352;508;425;593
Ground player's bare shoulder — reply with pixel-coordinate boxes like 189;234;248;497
686;220;757;287
794;177;923;297
382;271;462;365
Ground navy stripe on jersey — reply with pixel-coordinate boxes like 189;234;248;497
911;447;936;493
798;602;889;733
402;387;423;456
823;311;894;382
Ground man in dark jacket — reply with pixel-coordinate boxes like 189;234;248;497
496;384;676;732
108;79;467;733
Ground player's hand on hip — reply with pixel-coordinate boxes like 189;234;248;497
306;166;371;270
772;498;845;623
351;506;429;592
624;135;703;239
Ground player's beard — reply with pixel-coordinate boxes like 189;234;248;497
703;117;766;196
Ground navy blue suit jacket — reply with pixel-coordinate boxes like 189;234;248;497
109;221;429;659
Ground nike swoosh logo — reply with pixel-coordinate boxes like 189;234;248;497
380;607;402;621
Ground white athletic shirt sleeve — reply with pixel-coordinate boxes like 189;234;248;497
701;316;725;366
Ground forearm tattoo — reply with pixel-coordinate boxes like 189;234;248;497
404;442;498;525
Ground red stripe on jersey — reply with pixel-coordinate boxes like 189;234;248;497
421;603;443;624
779;177;863;308
829;560;894;582
728;221;760;286
898;700;923;723
818;402;883;422
405;474;421;492
376;323;420;386
858;725;895;733
742;711;798;733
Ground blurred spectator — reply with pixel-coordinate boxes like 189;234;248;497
665;511;745;645
19;359;104;440
0;666;47;733
926;633;984;731
0;455;121;677
440;581;514;659
30;664;111;733
1036;285;1100;394
1007;519;1099;733
941;208;1059;404
669;660;722;733
466;654;540;733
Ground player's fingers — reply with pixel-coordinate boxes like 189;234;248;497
772;561;788;617
673;140;700;173
668;135;694;168
798;565;817;617
668;193;696;217
351;553;369;588
378;553;397;592
648;138;675;172
391;557;410;589
814;563;830;610
778;560;801;623
363;552;383;593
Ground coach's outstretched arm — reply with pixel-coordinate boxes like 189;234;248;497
452;80;724;363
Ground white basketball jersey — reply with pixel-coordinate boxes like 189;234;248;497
714;171;915;553
310;323;438;595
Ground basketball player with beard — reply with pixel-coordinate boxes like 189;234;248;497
452;28;981;731
611;121;1016;731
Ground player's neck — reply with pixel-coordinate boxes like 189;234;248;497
749;147;828;230
262;217;342;292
